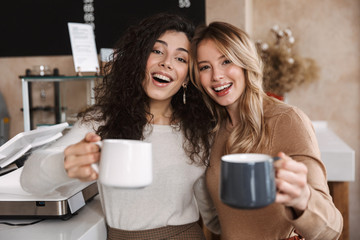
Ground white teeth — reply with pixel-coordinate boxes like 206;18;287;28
153;74;171;82
214;83;232;92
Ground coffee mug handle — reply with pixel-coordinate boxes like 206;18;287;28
273;156;281;161
91;141;102;173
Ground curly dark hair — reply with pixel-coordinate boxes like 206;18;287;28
79;13;214;166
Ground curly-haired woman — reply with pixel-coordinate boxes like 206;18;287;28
21;13;219;239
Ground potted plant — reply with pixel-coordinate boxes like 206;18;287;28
256;25;319;101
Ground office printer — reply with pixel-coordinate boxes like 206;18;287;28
0;123;98;219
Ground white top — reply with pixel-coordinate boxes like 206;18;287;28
20;121;219;232
312;121;355;181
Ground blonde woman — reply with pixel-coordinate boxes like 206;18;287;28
190;21;343;240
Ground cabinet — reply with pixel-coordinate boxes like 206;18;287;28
20;75;101;131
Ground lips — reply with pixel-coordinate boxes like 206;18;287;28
213;83;233;96
214;83;232;92
152;73;172;83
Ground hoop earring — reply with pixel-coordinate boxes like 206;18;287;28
182;83;187;105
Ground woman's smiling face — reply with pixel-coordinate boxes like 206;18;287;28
196;39;246;110
144;30;190;104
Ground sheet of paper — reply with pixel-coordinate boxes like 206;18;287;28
68;22;100;73
0;122;68;168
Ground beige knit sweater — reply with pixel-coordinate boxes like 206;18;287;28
206;100;343;240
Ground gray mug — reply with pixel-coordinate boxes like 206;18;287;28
220;153;279;209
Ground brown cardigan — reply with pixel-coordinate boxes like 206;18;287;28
206;100;343;240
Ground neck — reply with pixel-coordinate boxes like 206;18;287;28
148;99;173;125
225;103;240;128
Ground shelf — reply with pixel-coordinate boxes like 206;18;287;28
20;75;102;131
19;75;103;82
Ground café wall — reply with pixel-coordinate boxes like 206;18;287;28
0;0;359;238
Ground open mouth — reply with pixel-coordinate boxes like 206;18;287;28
213;83;233;92
153;73;172;83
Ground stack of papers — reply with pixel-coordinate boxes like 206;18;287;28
0;123;68;170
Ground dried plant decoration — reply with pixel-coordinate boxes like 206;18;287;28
256;25;319;97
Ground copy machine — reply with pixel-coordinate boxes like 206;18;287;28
0;123;98;219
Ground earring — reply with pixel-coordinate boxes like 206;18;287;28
182;83;187;105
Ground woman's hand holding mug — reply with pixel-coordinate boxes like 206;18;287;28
274;152;310;212
64;133;153;188
220;152;310;211
64;132;101;182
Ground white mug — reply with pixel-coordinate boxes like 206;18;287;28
92;139;152;188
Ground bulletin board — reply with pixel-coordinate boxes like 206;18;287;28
0;0;205;57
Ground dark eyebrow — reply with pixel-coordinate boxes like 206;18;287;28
155;40;189;53
197;60;208;65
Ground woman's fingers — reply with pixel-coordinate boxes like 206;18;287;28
275;153;308;175
64;135;100;157
66;164;98;181
276;165;307;189
63;132;101;181
274;152;310;210
275;177;302;200
64;151;100;171
84;132;101;142
64;150;100;181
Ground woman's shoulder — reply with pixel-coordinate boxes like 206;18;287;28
263;98;318;154
264;98;308;120
263;98;313;133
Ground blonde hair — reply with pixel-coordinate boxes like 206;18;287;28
190;21;272;154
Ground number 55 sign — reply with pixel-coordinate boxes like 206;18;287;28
179;0;191;8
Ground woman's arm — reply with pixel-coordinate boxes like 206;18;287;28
20;121;97;194
194;173;221;235
272;106;343;240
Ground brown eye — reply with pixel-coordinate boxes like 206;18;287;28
223;59;231;65
199;65;210;71
176;57;187;63
152;49;162;54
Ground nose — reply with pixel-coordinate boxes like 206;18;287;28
159;58;173;70
212;67;224;81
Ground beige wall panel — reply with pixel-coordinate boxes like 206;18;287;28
206;0;247;29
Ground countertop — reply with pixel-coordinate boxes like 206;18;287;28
312;121;355;181
0;195;106;240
